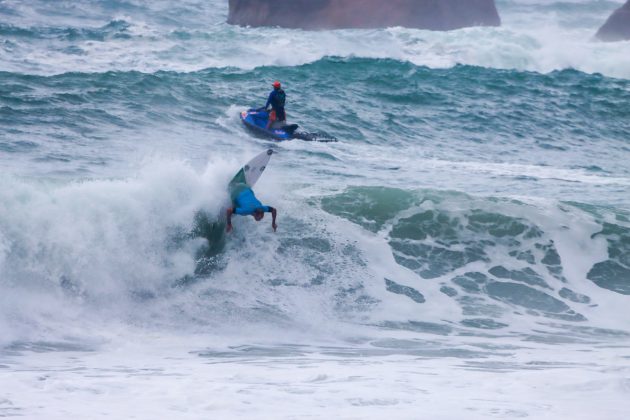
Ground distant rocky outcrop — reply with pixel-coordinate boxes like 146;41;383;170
596;0;630;42
228;0;501;31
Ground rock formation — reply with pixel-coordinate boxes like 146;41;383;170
228;0;501;31
596;0;630;42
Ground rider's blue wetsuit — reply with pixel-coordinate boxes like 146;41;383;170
232;186;271;216
265;89;286;121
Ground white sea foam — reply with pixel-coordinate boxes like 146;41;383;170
1;0;629;78
1;331;630;420
1;153;628;342
2;136;630;419
0;157;238;343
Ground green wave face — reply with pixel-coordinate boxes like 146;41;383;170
322;186;629;325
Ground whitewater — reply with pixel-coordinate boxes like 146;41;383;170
1;0;630;418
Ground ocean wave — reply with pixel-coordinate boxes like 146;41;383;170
2;59;628;185
0;0;629;78
321;186;630;327
1;169;629;346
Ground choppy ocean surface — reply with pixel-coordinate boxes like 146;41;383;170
1;0;630;418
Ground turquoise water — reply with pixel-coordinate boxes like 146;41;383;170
2;1;630;418
1;0;630;353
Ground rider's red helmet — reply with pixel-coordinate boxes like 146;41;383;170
273;81;281;88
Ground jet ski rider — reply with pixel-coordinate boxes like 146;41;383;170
265;81;286;129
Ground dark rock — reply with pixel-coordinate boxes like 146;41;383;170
596;0;630;42
228;0;501;31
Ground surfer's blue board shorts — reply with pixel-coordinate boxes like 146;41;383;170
233;187;271;216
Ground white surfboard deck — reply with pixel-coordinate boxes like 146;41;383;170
223;148;274;218
241;148;273;188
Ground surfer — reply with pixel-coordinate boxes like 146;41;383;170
226;184;277;233
265;81;286;129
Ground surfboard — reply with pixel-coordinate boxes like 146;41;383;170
228;148;273;193
191;150;274;262
223;148;274;221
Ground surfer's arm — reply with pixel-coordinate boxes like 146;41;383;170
270;207;277;232
226;208;234;232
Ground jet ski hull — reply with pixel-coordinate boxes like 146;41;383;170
240;109;297;141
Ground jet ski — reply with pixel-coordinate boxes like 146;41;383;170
240;109;298;141
240;109;337;142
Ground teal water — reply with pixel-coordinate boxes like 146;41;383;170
1;0;629;347
2;2;630;419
